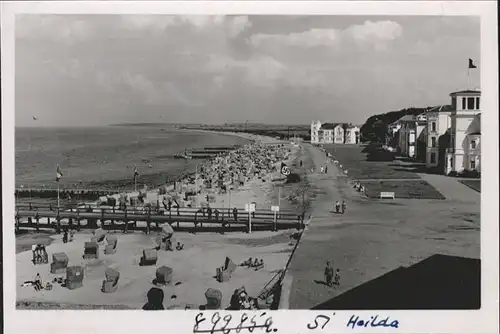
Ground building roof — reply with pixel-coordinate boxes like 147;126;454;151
427;105;454;113
450;90;481;97
321;123;346;130
320;123;336;130
396;115;416;123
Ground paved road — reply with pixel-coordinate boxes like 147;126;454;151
283;144;480;309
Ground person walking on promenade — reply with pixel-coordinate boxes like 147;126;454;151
320;166;324;174
341;200;347;214
334;269;341;287
324;261;334;287
325;165;328;174
335;201;340;214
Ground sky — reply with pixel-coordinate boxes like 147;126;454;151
15;15;480;127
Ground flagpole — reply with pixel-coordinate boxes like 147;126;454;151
467;68;470;90
57;181;60;209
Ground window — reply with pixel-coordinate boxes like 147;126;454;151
476;97;480;109
431;137;437;148
431;122;436;132
462;97;466;110
467;97;475;110
471;140;476;149
470;159;476;170
430;153;436;164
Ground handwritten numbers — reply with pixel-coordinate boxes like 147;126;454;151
263;314;278;333
193;311;276;333
193;313;206;333
307;314;335;330
221;314;233;334
235;313;249;333
211;312;222;334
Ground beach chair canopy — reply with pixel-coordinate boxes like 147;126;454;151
52;252;69;265
160;224;174;237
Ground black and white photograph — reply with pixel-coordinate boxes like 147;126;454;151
2;2;498;334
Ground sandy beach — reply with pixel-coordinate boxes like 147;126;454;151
16;132;309;309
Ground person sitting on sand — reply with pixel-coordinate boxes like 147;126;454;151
241;257;252;267
142;287;165;310
324;261;334;287
252;258;260;268
176;241;184;251
34;273;43;291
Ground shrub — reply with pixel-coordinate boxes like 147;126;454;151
286;173;301;184
459;169;481;179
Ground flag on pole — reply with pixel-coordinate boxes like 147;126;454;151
56;165;63;182
468;58;477;69
133;166;139;182
280;162;291;176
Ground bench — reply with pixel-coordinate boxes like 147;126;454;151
379;192;395;199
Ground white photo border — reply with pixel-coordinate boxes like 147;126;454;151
2;1;498;334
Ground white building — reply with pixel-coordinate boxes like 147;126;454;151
310;121;359;144
425;105;453;168
397;114;427;159
344;125;360;144
444;90;481;174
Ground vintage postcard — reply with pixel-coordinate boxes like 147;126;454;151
1;1;498;334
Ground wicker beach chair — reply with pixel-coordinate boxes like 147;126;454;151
102;267;120;293
50;252;69;274
66;266;84;290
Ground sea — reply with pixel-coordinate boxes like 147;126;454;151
15;126;251;193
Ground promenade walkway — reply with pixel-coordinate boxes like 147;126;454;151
283;144;480;309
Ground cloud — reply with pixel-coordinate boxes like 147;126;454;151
95;70;197;107
204;53;329;90
346;20;403;42
16;15;94;44
250;20;402;50
120;15;251;38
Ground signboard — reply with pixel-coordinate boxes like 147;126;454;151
271;205;280;212
245;203;256;212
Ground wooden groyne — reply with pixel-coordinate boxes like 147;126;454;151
15;188;120;200
174;145;242;160
15;205;304;234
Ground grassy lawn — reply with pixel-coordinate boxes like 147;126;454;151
362;180;446;200
459;179;481;193
323;144;420;180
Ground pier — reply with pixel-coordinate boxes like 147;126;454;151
15;203;304;234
